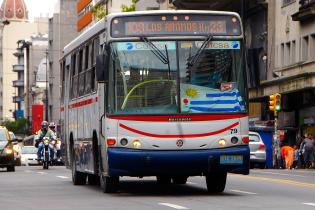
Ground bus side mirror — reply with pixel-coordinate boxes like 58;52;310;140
96;53;109;83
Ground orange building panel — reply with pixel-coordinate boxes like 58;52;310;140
77;0;92;13
77;10;93;31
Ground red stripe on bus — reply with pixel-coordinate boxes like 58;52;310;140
68;97;97;109
108;114;247;122
119;122;239;138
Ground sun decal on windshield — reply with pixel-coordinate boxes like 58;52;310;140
185;88;199;98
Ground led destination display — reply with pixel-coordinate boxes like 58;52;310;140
111;14;241;37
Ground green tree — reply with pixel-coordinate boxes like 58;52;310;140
121;0;136;12
2;118;29;135
92;4;107;21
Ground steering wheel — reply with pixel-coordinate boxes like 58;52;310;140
121;79;174;110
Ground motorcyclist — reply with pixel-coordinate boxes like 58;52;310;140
35;121;56;162
49;122;61;161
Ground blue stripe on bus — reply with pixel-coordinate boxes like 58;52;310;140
206;92;241;97
190;106;242;112
190;100;241;105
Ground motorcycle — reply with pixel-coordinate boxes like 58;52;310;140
42;137;57;169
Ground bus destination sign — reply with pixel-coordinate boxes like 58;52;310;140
111;14;241;37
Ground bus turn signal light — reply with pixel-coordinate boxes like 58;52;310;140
107;138;116;146
242;136;249;144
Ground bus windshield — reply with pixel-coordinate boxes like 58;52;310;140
108;40;246;115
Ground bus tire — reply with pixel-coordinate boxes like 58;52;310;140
7;165;15;172
100;175;119;193
88;174;100;186
71;148;86;185
172;176;188;184
205;172;227;193
156;176;171;185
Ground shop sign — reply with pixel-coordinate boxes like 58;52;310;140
304;117;315;125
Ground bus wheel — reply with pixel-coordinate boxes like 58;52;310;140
156;176;171;185
100;175;119;193
205;172;227;193
71;154;86;185
172;176;188;184
88;174;100;186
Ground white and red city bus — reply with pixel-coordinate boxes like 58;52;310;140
60;10;250;193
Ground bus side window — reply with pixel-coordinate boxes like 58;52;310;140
78;48;85;96
85;42;92;94
70;53;77;99
91;37;99;91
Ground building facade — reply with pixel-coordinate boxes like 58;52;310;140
255;0;315;138
47;0;78;125
0;0;48;121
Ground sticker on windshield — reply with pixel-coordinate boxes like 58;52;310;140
117;42;176;51
195;41;240;50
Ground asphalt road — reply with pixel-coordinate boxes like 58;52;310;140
0;166;314;210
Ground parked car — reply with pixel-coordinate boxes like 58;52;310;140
249;131;266;169
20;146;39;166
0;126;15;172
9;131;21;166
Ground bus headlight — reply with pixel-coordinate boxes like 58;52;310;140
132;140;141;149
4;148;13;155
13;144;20;152
218;139;226;147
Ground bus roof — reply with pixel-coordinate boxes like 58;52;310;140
63;18;105;57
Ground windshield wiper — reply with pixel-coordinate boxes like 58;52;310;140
187;35;213;67
140;37;171;79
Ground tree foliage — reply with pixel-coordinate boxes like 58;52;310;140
92;4;107;21
1;118;29;135
121;0;136;12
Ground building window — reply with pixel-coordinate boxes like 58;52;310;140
281;43;285;66
282;0;296;7
285;42;291;66
301;36;309;62
310;34;315;60
291;40;296;64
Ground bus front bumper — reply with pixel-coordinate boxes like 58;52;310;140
107;146;250;177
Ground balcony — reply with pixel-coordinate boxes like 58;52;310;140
13;49;24;57
12;80;24;87
13;96;24;103
292;0;315;21
12;64;24;72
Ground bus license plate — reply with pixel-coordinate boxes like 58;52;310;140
220;155;243;165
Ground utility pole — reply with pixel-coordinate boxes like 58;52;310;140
45;49;48;121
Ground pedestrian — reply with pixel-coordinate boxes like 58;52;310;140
293;145;299;169
281;145;294;169
300;133;315;169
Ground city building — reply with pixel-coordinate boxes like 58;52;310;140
252;0;315;138
0;0;48;121
77;0;132;33
47;0;77;125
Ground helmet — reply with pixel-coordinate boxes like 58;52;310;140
49;122;56;128
41;121;49;129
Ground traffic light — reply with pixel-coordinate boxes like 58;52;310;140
269;93;281;112
269;94;276;111
275;93;281;111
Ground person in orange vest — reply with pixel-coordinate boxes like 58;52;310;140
281;145;294;169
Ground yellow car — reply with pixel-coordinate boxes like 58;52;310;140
0;126;15;172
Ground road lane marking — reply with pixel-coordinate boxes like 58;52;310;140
37;172;47;175
303;203;315;207
159;203;188;209
253;171;306;177
231;174;315;188
56;176;69;179
230;190;257;195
